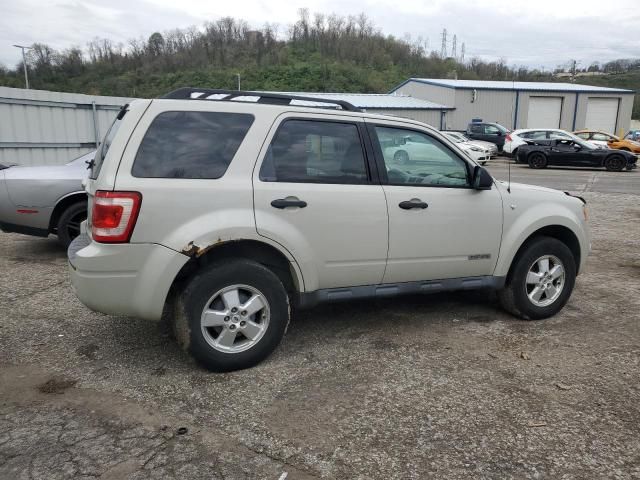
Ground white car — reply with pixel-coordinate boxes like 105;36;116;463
504;129;596;157
443;131;498;156
68;88;590;372
442;131;493;165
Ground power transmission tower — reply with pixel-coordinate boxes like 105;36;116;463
452;35;457;59
461;42;465;63
569;59;580;82
441;28;447;58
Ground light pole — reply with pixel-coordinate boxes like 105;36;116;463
236;73;241;91
13;44;32;89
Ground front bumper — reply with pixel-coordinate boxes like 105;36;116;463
68;233;189;321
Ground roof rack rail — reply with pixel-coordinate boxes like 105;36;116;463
161;88;361;112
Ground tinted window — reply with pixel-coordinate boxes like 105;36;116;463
375;127;469;187
485;125;501;135
260;120;368;184
470;124;483;134
132;111;254;179
592;133;612;141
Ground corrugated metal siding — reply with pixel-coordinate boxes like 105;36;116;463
447;89;516;130
393;81;456;107
366;109;443;128
407;79;633;93
0;87;132;166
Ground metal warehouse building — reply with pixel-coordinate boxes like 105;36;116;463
274;92;453;128
390;79;635;134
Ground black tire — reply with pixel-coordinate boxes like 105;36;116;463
174;259;290;372
498;236;576;320
527;152;548;169
56;201;87;248
394;150;409;164
604;154;625;172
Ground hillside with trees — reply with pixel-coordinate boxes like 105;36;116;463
1;10;637;117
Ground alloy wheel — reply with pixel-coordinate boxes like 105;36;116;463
525;255;565;307
200;284;270;353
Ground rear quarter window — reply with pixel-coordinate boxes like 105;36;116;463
132;111;254;179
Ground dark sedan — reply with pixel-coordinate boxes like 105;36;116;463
517;138;637;172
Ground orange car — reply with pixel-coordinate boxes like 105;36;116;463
573;130;640;153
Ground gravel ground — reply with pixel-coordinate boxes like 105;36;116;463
1;181;639;478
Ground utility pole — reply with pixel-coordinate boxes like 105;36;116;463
13;44;32;89
441;29;447;59
461;42;465;63
236;73;241;90
569;59;580;82
452;35;457;60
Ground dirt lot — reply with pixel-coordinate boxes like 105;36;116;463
1;166;639;479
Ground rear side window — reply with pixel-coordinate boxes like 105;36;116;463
132;111;254;179
259;119;369;184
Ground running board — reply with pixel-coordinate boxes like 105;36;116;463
297;275;505;309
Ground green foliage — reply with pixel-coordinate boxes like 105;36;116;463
0;11;637;118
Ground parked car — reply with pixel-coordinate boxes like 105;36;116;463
517;138;637;171
441;131;492;165
624;130;640;142
504;129;596;158
442;131;499;156
465;122;510;151
0;151;93;247
69;89;590;372
573;130;640;154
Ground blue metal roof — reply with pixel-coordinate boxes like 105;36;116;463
392;78;634;94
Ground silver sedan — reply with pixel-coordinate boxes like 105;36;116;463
0;151;93;247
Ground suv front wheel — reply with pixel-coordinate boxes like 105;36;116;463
174;259;290;372
498;237;576;320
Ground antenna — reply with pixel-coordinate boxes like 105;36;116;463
452;35;457;59
507;79;515;194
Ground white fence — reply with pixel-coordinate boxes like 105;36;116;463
0;87;133;166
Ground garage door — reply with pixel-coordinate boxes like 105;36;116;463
585;98;619;134
527;97;562;128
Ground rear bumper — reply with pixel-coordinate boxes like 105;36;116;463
68;234;189;321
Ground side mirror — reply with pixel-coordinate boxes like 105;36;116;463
472;165;493;190
573;144;582;150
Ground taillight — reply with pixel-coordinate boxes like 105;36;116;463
92;191;142;243
505;134;512;142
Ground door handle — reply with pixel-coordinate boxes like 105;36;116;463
399;199;428;210
271;198;308;209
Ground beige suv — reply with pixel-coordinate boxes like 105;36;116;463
68;89;590;372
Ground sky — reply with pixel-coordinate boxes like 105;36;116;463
1;0;639;70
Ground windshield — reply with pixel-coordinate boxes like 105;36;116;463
90;115;123;179
444;132;463;143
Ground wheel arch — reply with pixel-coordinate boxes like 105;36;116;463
48;191;87;233
166;239;304;314
502;224;581;282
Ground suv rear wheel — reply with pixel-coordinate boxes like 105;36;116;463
498;236;576;320
174;259;290;372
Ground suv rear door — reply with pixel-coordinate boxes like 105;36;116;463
253;113;388;292
366;119;503;283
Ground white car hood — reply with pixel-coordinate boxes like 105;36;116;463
497;180;565;197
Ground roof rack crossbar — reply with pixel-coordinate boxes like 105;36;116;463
161;88;361;112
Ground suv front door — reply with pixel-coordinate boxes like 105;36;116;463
367;120;503;283
253;114;388;292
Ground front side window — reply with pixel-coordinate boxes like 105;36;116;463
575;132;590;140
470;124;483;134
592;133;613;141
374;126;469;187
132;111;254;179
259;120;368;184
485;125;501;135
